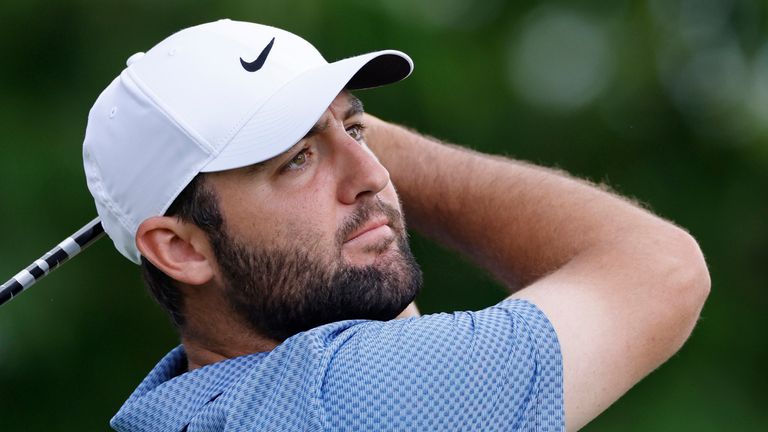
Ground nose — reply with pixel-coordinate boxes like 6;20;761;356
333;128;390;205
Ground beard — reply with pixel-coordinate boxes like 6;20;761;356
210;198;423;341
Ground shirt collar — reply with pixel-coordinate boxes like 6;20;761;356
110;345;266;432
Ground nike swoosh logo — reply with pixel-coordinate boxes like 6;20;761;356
240;37;275;72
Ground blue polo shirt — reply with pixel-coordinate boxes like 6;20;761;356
111;299;563;431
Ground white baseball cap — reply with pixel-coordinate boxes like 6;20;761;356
82;19;413;264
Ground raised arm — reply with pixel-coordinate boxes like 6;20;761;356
364;115;710;431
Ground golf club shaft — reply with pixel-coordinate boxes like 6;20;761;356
0;218;104;306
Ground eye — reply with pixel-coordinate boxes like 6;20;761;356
346;123;366;143
284;148;311;171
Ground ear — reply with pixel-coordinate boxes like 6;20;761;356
136;216;215;286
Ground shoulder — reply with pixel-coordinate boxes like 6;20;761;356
176;301;563;431
315;299;563;431
316;299;560;362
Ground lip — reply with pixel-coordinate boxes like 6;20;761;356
344;216;390;244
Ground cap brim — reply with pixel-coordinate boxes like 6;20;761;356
201;50;412;173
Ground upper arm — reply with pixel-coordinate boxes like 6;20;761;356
511;230;710;431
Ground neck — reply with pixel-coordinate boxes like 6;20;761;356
182;333;278;371
179;284;280;371
180;299;423;370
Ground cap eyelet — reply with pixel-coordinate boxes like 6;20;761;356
109;107;118;118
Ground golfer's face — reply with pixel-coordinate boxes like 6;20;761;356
205;91;403;269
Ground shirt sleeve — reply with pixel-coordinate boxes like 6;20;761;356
318;299;564;431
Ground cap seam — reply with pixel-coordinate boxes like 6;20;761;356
125;67;218;156
156;159;210;221
84;146;136;250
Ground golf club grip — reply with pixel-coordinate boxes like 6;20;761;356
0;218;105;306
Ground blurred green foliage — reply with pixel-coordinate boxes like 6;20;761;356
0;0;766;430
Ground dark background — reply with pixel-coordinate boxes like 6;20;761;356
0;0;765;430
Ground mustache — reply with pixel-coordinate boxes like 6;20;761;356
335;198;405;247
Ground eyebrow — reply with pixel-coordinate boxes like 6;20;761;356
302;93;365;141
345;93;364;119
245;141;302;175
303;117;330;141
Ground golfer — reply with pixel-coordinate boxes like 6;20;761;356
83;19;710;431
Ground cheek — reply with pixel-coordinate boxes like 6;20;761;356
211;171;341;250
261;189;339;248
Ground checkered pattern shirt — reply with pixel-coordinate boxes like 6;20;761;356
111;299;564;431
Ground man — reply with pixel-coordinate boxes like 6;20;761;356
83;19;710;431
